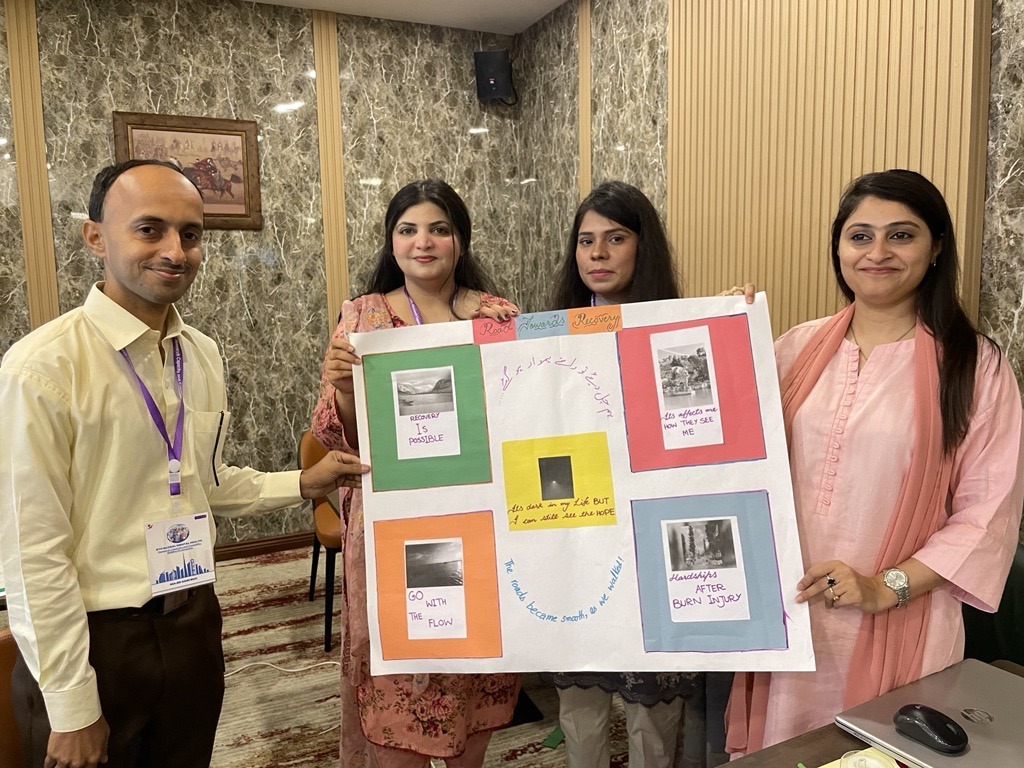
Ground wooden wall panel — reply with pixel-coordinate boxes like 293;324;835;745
312;9;349;331
5;0;59;328
667;0;992;336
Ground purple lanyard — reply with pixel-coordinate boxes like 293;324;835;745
403;286;460;325
120;338;185;496
590;292;596;307
404;286;425;325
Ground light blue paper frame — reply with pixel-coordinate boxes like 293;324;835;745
632;490;787;652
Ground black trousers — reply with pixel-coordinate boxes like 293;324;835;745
12;585;225;768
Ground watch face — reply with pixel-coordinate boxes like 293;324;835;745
885;569;909;589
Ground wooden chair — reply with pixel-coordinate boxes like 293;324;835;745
1;627;25;766
298;430;344;652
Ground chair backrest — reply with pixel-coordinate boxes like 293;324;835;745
1;627;24;766
298;429;330;505
964;540;1024;667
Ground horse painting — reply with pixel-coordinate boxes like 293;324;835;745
181;157;242;199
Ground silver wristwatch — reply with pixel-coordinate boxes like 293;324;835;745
883;568;910;608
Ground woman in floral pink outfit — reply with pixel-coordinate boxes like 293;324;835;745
312;179;520;768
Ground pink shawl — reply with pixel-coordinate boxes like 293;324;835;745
725;303;954;754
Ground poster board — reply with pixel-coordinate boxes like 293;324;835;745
352;294;813;674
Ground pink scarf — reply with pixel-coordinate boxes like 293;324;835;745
725;303;953;754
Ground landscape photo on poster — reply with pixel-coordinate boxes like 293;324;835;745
352;295;812;673
404;538;467;640
391;366;461;460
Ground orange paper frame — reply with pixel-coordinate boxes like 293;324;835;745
374;511;502;660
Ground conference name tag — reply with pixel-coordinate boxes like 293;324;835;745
144;512;216;596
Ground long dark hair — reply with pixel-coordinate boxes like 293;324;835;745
830;169;996;453
549;180;681;309
364;179;496;297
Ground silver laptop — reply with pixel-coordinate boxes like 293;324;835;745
834;659;1024;767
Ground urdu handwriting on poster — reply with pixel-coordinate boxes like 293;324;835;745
352;294;814;674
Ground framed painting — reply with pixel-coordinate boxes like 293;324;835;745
113;111;262;229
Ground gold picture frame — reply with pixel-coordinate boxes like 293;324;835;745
113;111;262;230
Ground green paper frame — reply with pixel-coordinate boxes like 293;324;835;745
363;345;491;491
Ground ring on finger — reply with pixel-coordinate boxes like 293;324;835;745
826;576;837;587
827;586;838;607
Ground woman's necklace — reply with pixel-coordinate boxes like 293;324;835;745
849;321;916;363
403;285;459;325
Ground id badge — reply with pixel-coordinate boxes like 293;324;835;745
144;512;217;596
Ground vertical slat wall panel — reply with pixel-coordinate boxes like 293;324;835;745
667;0;991;336
311;10;350;332
5;0;60;327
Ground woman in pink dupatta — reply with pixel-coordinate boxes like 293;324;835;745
312;180;520;768
726;170;1024;756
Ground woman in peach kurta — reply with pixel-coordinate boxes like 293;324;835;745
311;180;519;768
726;170;1024;756
757;319;1023;745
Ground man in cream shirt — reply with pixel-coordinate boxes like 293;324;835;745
0;160;367;768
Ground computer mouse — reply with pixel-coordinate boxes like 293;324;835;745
893;703;969;754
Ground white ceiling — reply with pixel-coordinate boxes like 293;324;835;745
254;0;568;35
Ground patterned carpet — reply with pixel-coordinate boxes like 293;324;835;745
213;547;629;767
0;548;627;765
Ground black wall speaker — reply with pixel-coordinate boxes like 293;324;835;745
474;50;513;100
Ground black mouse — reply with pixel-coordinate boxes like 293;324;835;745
893;703;969;754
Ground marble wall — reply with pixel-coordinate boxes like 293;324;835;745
590;0;669;217
513;0;580;311
0;2;29;357
982;0;1024;394
336;2;580;315
35;0;325;542
336;16;522;305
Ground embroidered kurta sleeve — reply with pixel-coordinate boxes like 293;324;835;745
913;344;1024;612
311;298;367;453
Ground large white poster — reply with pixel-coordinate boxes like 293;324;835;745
352;295;813;674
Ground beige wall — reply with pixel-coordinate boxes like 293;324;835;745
668;0;992;337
